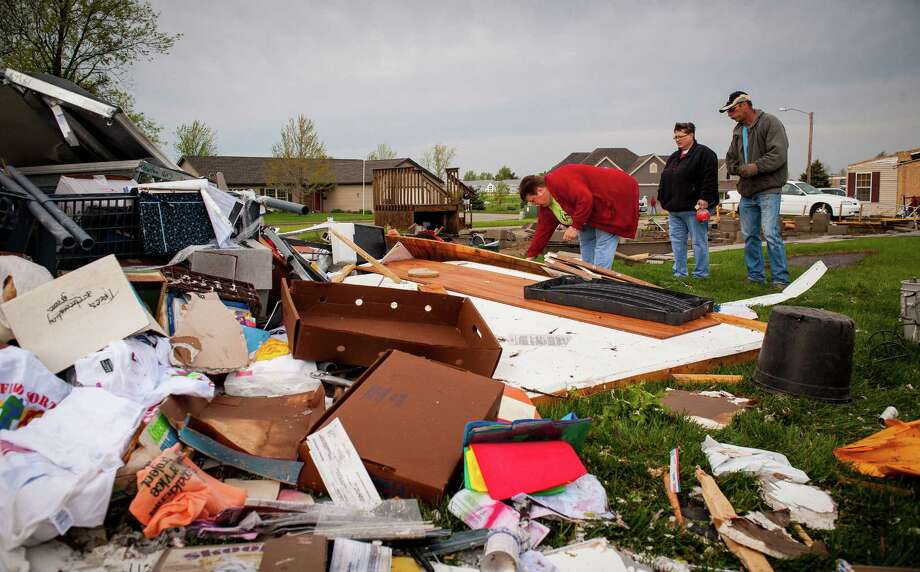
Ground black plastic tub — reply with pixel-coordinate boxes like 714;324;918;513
523;275;714;325
753;305;854;403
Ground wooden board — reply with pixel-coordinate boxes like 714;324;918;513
386;235;552;276
374;259;720;339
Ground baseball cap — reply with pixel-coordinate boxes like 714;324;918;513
719;91;751;113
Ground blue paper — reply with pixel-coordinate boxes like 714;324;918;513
242;326;271;353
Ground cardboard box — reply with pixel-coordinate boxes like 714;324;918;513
297;350;505;503
281;280;502;376
190;239;273;290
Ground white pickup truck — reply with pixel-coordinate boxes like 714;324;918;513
721;180;861;218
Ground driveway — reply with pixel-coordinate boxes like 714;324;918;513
471;211;524;222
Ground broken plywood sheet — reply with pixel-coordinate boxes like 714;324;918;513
660;389;755;429
345;264;763;398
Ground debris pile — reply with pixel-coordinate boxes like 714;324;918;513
0;68;916;572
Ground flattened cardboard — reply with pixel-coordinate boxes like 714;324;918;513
282;279;502;376
167;388;325;460
259;535;328;572
170;292;248;373
660;389;755;429
0;255;162;372
298;350;505;503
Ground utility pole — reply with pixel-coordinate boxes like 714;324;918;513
779;107;814;184
806;111;814;185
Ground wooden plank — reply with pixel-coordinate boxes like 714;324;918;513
329;228;401;284
386;235;552;276
530;349;760;405
696;467;774;572
376;259;720;339
710;313;769;332
671;374;744;385
553;251;660;288
543;258;598;280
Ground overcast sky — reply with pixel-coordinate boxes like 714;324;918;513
131;0;920;177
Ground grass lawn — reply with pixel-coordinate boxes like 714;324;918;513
263;211;372;231
434;235;920;570
471;218;535;229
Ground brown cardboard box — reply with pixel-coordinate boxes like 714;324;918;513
298;350;505;503
281;279;502;376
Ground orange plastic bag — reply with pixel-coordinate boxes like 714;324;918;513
129;445;246;537
833;419;920;478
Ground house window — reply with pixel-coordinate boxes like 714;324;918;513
649;163;658;174
260;187;292;202
855;173;872;202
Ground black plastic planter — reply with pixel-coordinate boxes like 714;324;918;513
753;305;855;403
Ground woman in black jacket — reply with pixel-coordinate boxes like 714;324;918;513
657;122;719;278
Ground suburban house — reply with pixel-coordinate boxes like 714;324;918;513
846;147;920;215
178;155;436;212
552;148;668;200
465;179;521;196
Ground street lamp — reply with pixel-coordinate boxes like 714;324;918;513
779;107;814;185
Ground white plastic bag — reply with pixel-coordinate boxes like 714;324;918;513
0;345;72;431
0;256;53;343
74;335;213;406
224;354;320;397
0;388;143;552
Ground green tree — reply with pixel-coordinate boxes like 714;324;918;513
0;0;181;145
799;159;830;188
495;165;516;180
875;150;888;158
264;115;335;205
421;143;456;179
462;169;477;181
367;143;397;160
174;120;218;160
478;171;495;180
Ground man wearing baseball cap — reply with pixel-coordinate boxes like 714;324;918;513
721;91;790;288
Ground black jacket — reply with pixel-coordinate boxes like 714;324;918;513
658;141;719;212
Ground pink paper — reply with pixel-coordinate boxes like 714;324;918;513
470;441;586;500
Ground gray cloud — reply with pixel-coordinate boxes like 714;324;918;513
131;0;920;176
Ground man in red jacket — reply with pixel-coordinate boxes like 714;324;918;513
520;164;639;268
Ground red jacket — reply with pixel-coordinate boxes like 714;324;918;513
526;164;639;258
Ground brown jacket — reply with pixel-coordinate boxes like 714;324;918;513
725;110;789;197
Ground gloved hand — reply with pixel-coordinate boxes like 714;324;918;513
738;163;759;178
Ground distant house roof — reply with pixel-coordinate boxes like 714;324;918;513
551;148;651;172
178;156;433;186
847;155;898;169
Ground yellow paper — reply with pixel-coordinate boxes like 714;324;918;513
391;556;423;571
254;338;291;361
465;447;488;492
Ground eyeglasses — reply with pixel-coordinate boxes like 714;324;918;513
673;133;691;140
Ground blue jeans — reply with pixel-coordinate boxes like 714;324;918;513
579;225;620;269
669;210;711;278
740;192;790;284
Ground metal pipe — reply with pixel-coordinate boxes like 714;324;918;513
257;196;310;215
0;172;76;249
5;166;95;251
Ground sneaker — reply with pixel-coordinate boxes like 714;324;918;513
772;282;790;291
747;277;766;285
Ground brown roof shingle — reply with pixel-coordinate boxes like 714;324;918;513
179;156;419;186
